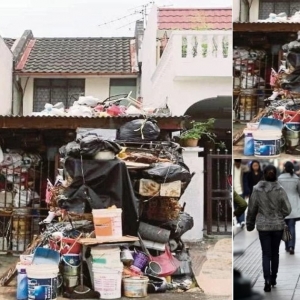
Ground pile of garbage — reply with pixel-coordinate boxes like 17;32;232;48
257;11;300;22
31;92;171;118
9;119;197;299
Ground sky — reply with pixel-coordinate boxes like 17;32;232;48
0;0;232;38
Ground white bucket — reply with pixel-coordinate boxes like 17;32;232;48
123;276;149;298
93;267;123;299
91;246;121;267
92;209;122;239
252;130;283;157
27;264;59;300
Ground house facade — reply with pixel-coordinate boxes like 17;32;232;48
140;6;232;117
0;36;13;114
5;30;139;116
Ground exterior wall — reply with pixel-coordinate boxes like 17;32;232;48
21;76;135;115
140;5;158;106
233;0;240;22
0;37;13;115
250;0;259;22
85;77;110;101
180;149;204;242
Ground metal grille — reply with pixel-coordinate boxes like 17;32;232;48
259;1;300;19
33;79;85;112
206;152;232;235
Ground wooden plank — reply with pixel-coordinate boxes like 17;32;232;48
79;235;139;245
234;22;300;32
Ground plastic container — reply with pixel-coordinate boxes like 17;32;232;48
17;264;28;300
243;129;254;156
123;276;149;298
92;209;122;238
252;130;283;157
132;251;149;271
27;264;59;300
91;246;121;267
92;267;123;299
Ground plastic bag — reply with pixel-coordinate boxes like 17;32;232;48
80;135;122;156
118;119;160;141
142;162;192;183
161;212;194;239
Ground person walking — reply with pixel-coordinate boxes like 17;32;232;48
278;161;300;255
233;159;248;227
244;160;264;198
246;165;291;292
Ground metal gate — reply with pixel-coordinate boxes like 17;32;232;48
206;153;232;235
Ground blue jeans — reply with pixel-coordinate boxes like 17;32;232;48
285;218;296;250
234;194;245;224
258;230;283;282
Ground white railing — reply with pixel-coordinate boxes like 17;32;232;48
152;30;232;82
175;30;232;59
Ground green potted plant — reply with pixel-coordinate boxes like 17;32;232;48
179;118;216;147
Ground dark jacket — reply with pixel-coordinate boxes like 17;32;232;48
246;180;291;231
234;191;248;217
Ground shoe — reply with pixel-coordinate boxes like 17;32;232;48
236;223;241;228
264;281;271;292
289;247;295;255
241;222;245;229
271;279;277;287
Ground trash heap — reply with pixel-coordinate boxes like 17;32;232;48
237;32;300;156
32;93;171;117
13;118;197;299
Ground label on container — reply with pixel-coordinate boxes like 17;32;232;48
254;139;281;156
28;277;57;300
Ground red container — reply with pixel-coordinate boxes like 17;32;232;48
273;110;300;123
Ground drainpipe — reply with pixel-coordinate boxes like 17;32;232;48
241;0;250;22
11;61;15;115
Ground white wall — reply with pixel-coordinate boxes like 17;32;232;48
85;77;110;101
21;77;34;116
250;0;259;22
233;0;240;22
0;37;13;115
180;149;204;242
140;5;158;105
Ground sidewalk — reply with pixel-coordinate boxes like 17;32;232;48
234;222;300;300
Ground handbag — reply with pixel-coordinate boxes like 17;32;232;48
282;225;292;242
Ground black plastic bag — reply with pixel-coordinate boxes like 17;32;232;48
61;141;81;158
286;51;300;69
142;162;192;183
281;68;300;92
80;135;122;156
118;119;160;141
161;212;194;239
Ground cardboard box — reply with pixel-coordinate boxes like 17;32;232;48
160;180;181;197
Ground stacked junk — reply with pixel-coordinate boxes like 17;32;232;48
11;118;196;300
243;31;300;157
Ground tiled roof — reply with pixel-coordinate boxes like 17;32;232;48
3;38;15;49
18;37;135;74
158;8;232;30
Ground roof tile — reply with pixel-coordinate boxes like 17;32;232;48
19;37;135;74
158;8;232;30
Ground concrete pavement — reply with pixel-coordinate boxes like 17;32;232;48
234;222;300;300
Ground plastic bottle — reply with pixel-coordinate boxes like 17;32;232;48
17;264;28;300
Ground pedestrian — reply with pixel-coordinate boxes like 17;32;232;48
244;160;263;198
233;159;248;228
233;191;248;219
246;164;291;292
278;161;300;255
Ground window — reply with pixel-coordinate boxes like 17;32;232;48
259;1;300;20
33;79;85;112
109;78;137;105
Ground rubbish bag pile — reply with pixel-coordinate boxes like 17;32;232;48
12;119;197;299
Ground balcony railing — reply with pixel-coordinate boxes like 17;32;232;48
152;30;232;82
